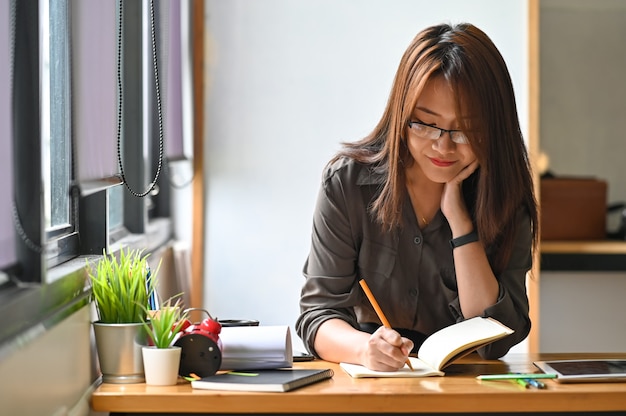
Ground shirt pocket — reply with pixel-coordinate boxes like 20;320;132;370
357;239;397;280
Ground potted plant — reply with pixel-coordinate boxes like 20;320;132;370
140;294;189;385
88;247;160;384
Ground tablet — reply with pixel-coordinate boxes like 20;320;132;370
534;359;626;383
293;351;315;362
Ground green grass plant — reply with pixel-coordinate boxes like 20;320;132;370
88;248;159;324
141;294;189;348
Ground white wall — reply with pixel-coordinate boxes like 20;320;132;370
203;0;530;352
539;271;626;352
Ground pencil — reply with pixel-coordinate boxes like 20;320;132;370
358;279;414;371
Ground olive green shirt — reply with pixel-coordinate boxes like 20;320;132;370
296;156;532;359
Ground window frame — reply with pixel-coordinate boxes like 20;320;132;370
0;0;179;359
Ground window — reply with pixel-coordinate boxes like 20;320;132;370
45;0;78;268
45;0;71;233
0;0;14;278
0;0;192;356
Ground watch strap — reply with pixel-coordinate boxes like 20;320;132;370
450;230;479;249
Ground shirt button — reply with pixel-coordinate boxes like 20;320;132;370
413;236;421;245
409;288;417;296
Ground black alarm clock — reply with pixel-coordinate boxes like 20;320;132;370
174;308;223;378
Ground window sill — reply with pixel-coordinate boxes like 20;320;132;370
0;217;172;361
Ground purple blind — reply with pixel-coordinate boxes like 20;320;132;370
73;1;118;181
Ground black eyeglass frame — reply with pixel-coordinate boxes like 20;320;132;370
407;120;469;145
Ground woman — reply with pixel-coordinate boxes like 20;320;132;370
295;22;538;372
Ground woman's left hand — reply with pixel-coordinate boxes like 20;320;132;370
440;159;479;233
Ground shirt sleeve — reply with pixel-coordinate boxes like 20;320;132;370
449;208;533;359
295;162;363;357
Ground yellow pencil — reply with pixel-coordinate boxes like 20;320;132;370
359;279;414;371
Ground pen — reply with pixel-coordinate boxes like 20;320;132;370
514;378;530;388
524;378;546;389
476;373;557;380
145;267;160;311
146;268;154;310
358;279;414;371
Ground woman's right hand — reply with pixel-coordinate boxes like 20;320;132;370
440;159;479;235
361;326;414;371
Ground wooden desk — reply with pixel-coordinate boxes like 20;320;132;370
91;353;626;414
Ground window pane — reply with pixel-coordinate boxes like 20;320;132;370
43;0;71;231
0;0;15;269
49;0;70;229
109;184;124;232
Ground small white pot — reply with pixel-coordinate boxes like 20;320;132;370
142;345;182;386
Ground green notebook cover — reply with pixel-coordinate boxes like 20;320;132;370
191;368;334;392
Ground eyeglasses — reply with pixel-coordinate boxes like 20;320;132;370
407;120;469;145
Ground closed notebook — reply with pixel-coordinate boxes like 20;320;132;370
191;368;334;392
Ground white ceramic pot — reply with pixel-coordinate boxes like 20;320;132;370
142;345;182;386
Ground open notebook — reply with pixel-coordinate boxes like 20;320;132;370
340;316;514;378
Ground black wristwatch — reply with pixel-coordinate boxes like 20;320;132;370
449;230;479;249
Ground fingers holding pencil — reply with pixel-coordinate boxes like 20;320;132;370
372;327;415;369
359;279;414;371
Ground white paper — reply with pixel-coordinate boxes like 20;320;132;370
219;325;293;370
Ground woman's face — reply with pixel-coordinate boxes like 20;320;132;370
405;76;477;183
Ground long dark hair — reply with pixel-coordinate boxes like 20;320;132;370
330;22;538;275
